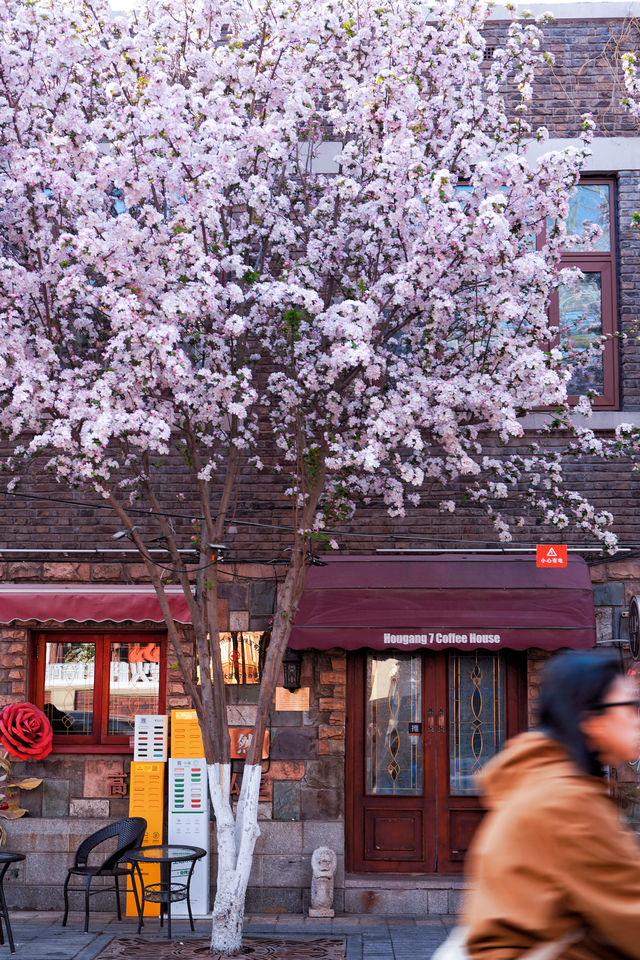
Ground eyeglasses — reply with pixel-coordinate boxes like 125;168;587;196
591;700;640;711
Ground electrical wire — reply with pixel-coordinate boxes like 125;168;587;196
0;487;629;551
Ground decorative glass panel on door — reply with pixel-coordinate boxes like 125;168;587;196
449;652;505;795
108;640;160;736
365;654;422;795
43;641;95;735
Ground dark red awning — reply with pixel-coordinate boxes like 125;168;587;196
289;554;596;652
0;583;192;624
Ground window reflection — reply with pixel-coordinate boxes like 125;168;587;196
564;184;610;252
559;272;604;395
220;632;262;684
108;642;159;736
43;642;95;735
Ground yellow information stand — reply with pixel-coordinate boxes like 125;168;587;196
126;761;165;917
170;709;205;758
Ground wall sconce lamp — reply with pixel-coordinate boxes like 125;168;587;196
282;647;302;693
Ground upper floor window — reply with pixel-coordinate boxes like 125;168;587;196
550;179;618;409
30;631;166;751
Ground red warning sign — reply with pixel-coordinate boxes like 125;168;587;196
536;545;568;568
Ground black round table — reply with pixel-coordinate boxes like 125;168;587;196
0;853;24;953
127;844;206;939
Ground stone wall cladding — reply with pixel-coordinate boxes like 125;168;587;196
526;649;550;729
0;625;28;702
231;648;346;914
3;818;122;911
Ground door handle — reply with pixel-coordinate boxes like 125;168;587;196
427;708;434;733
438;708;445;734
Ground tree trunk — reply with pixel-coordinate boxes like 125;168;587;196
208;762;262;955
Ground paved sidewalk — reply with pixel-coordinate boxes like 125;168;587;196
2;912;453;960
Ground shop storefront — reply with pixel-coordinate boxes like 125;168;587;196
0;553;601;915
290;554;596;878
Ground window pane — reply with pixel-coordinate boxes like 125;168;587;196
564;184;610;252
220;633;262;684
108;641;160;736
449;652;505;795
559;272;604;395
43;642;95;735
365;654;422;796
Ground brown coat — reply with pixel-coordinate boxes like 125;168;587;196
464;731;640;960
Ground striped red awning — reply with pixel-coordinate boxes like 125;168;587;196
0;583;192;624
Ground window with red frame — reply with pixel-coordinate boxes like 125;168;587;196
31;632;166;750
549;178;618;409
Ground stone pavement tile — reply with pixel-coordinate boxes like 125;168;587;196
360;940;395;959
391;929;445;942
355;918;394;926
346;935;363;960
75;934;116;960
7;944;100;960
9;923;58;941
17;916;60;924
7;950;65;959
11;933;95;952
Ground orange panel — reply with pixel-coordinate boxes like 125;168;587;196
126;762;164;917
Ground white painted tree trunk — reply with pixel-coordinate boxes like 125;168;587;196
208;762;262;955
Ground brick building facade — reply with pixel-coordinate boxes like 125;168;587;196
1;0;640;919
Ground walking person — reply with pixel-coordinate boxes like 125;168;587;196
441;649;640;960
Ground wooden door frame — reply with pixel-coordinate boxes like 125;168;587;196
345;648;527;875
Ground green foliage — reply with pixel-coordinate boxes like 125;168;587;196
282;307;307;342
303;445;323;484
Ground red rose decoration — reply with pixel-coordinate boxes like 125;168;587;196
0;703;53;760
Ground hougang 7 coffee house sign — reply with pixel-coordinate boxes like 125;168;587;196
383;632;502;646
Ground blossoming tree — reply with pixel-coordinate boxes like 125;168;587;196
0;0;618;948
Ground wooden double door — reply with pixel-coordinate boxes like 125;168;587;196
346;650;525;873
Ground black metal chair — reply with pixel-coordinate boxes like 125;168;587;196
62;817;147;932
